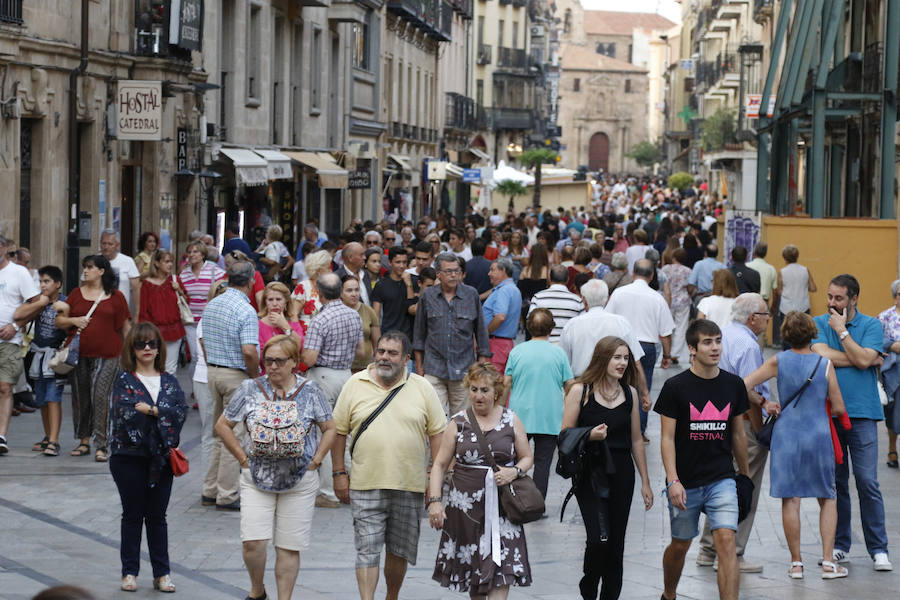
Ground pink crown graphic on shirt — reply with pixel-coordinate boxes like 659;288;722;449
690;401;731;421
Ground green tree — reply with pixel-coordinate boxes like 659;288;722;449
700;108;737;151
494;179;528;212
668;171;694;191
520;148;559;209
625;141;662;168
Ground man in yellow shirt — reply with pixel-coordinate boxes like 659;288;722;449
331;331;446;600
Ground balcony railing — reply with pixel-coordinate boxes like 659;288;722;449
695;50;737;89
491;108;535;131
452;0;473;19
388;0;452;41
497;47;527;70
445;93;481;131
477;43;492;65
512;0;527;7
0;0;23;24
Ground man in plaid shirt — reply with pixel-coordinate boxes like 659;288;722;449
300;271;364;507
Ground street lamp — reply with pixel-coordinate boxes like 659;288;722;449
198;169;223;236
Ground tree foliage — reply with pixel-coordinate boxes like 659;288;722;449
625;141;661;168
495;179;527;198
668;171;694;191
519;148;559;167
700;108;737;151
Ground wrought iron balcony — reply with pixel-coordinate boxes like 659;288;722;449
445;93;480;131
477;44;492;65
497;47;527;71
695;49;738;89
0;0;23;24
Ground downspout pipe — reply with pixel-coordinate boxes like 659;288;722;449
66;0;89;289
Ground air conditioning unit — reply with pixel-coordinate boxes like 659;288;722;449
530;25;545;37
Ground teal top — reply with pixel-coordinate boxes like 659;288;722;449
505;340;574;434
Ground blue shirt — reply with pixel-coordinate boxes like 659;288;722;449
721;321;769;399
505;340;573;434
482;277;522;339
688;257;726;293
201;287;260;370
812;310;884;420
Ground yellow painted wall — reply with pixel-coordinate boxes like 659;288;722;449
492;181;591;214
760;217;899;317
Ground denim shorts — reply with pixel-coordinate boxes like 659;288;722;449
667;477;738;540
33;377;65;407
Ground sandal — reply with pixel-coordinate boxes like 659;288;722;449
70;443;90;457
822;560;848;579
887;452;898;468
121;574;137;592
94;449;108;463
789;561;804;579
43;441;60;457
153;574;176;592
32;436;49;452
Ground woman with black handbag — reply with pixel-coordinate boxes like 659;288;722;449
108;322;187;593
428;362;534;598
560;336;653;600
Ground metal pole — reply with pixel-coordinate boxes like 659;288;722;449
66;0;89;289
880;0;900;218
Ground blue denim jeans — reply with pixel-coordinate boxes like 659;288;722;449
834;417;889;556
667;477;738;540
638;342;657;434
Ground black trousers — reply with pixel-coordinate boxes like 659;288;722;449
528;433;557;499
109;454;174;578
574;449;635;600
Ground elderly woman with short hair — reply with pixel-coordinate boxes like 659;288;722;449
877;278;900;468
602;252;632;295
291;250;334;329
178;240;226;376
216;335;335;600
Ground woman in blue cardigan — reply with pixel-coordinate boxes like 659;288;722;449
108;322;187;593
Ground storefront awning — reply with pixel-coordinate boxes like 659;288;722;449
387;154;414;172
467;147;491;162
218;148;269;187
283;151;349;189
254;149;293;181
446;163;464;180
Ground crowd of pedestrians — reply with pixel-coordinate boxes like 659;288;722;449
1;174;898;599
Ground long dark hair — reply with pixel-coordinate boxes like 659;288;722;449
578;336;638;389
526;242;549;279
82;255;117;295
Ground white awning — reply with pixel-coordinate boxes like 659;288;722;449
254;149;293;181
388;154;414;172
446;163;464;180
217;148;268;187
467;147;491;161
283;151;349;189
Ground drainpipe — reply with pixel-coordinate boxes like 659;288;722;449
66;0;89;289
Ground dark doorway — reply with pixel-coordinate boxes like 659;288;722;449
588;132;610;172
120;165;142;257
19;120;32;248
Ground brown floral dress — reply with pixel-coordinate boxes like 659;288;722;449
432;409;532;594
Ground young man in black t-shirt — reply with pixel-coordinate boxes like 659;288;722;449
654;319;750;600
371;247;416;338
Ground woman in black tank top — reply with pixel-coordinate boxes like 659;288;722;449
561;336;654;600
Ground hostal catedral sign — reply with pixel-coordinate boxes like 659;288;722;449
117;81;162;141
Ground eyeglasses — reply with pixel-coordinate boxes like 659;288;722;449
264;356;290;367
133;339;160;350
366;240;379;246
440;268;462;275
753;312;770;317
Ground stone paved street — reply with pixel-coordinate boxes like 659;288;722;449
2;357;900;599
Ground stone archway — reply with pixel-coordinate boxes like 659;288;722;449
588;132;610;172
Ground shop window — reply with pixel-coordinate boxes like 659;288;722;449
310;27;322;112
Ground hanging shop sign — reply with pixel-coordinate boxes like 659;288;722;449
117;81;162;141
348;161;372;189
170;0;203;51
462;168;481;183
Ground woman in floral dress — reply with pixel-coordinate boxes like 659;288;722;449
428;363;534;598
290;249;334;333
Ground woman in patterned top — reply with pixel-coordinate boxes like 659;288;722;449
291;249;334;329
108;322;187;593
216;335;336;600
428;362;534;598
877;279;900;468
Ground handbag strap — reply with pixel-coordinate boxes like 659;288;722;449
350;383;405;457
84;293;106;319
253;376;309;404
467;407;501;473
780;355;823;414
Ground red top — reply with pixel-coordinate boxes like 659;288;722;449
250;271;264;311
139;280;187;342
66;287;131;359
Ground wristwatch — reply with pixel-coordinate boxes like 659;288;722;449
839;330;850;341
10;323;20;333
514;466;524;479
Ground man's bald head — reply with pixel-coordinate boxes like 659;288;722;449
342;242;365;271
633;259;654;279
316;272;342;301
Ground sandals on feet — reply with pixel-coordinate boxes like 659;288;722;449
70;443;90;457
94;449;108;463
789;561;804;579
43;442;60;457
887;452;898;468
822;560;848;579
153;574;176;592
121;574;137;592
32;436;49;452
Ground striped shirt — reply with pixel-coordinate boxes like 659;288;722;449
304;300;363;369
528;284;585;343
200;287;259;370
179;261;226;322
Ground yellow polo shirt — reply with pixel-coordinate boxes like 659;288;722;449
333;367;446;493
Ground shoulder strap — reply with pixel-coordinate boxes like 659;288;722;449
781;355;823;413
85;293;107;319
253;378;272;402
350;383;405;457
254;377;310;403
580;383;593;407
466;407;501;472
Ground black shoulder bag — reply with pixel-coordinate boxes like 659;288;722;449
350;383;406;457
755;355;822;449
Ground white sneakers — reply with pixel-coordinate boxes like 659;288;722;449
873;552;893;571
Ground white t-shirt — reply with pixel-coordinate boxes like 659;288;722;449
264;241;289;262
605;279;675;344
0;262;40;346
697;295;736;331
108;253;140;309
452;246;473;262
136;373;161;403
194;320;208;383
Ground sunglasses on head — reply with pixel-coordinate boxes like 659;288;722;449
133;339;160;350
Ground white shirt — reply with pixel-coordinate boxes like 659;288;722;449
108;252;140;309
605;279;675;343
136;373;161;403
780;263;811;313
696;295;736;331
0;261;40;346
452;246;473;262
559;306;645;377
194;320;208;383
624;244;647;274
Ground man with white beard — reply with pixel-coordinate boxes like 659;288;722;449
330;331;446;600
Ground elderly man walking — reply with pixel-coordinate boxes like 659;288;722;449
528;265;584;343
606;259;675;440
482;258;522;374
336;242;372;306
413;252;491;416
696;293;771;573
100;229;141;313
812;274;892;570
301;272;365;508
201;261;260;510
331;332;446;600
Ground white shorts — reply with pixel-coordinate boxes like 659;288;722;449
239;469;319;551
